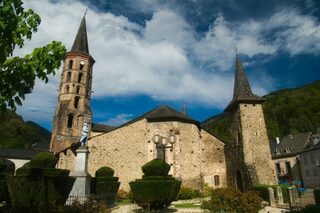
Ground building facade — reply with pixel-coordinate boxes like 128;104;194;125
51;17;276;191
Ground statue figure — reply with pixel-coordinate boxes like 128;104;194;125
80;122;89;146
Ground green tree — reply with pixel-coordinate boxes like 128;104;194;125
0;0;66;110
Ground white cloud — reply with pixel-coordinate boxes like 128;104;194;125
15;0;320;127
102;113;133;126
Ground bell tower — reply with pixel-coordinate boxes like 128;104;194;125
50;16;94;153
224;55;276;191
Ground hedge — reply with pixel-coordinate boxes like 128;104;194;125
7;175;74;212
177;186;203;200
314;187;320;206
252;184;289;203
0;177;9;204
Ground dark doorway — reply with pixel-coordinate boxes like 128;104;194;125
236;169;243;192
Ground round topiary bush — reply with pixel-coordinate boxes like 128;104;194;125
29;152;58;169
95;166;114;177
130;159;181;210
142;159;170;177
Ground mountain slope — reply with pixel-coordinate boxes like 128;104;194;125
0;109;51;149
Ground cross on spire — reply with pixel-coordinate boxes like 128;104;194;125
84;8;88;17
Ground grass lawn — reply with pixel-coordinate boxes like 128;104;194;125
172;203;201;208
117;199;132;206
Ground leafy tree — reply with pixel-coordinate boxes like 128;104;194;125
0;0;66;110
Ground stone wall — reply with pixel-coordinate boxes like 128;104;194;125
56;118;227;190
239;103;276;186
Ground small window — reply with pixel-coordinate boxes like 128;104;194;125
286;147;291;153
313;168;319;177
64;85;69;93
74;96;80;109
275;163;281;174
67;114;73;128
66;72;71;82
76;86;81;94
311;153;316;164
276;149;281;154
68;60;73;69
285;161;292;175
78;73;83;83
214;175;220;186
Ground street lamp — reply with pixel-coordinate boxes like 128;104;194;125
152;132;177;176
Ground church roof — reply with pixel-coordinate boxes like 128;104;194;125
71;16;89;55
91;123;116;133
123;105;200;128
90;105;200;137
225;56;264;112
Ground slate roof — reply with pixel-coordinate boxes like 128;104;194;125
91;123;116;133
90;105;200;139
0;149;45;160
270;132;312;159
71;16;89;55
225;56;265;112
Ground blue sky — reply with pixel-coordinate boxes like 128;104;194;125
16;0;320;131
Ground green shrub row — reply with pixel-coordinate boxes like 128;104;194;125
15;167;70;177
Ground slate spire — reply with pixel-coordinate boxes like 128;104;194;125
225;55;264;111
71;16;89;54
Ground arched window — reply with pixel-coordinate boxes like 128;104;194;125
80;61;85;70
78;73;83;83
67;114;74;128
74;96;80;109
68;60;73;69
76;86;81;94
66;72;71;82
64;85;70;93
214;175;220;186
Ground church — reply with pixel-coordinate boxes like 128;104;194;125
50;17;276;191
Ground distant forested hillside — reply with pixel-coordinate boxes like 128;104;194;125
262;80;320;139
202;80;320;142
0;110;51;149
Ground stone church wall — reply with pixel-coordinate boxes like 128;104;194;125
57;119;227;190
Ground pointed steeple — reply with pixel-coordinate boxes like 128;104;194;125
225;55;264;112
182;103;187;115
71;16;89;55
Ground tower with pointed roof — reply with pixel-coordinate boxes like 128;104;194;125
224;55;275;191
50;16;95;153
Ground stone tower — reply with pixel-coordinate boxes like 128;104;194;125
50;16;95;153
224;56;275;191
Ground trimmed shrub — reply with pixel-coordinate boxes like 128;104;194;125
95;166;114;177
314;187;320;206
130;159;181;210
93;166;120;207
30;152;58;169
0;159;6;172
201;187;262;213
142;159;170;177
7;152;74;212
177;186;203;200
0;177;9;204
